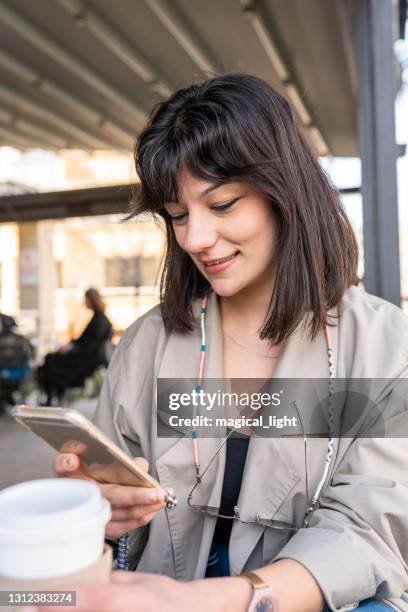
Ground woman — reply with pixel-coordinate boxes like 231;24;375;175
38;287;113;405
53;74;408;611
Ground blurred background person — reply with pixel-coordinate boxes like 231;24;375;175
0;312;33;413
0;312;17;334
37;288;113;406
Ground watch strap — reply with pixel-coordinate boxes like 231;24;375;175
242;571;277;612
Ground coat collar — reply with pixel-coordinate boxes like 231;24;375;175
158;291;339;379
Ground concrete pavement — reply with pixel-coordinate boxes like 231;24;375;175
0;398;97;491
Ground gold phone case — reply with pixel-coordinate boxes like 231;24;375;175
10;405;177;508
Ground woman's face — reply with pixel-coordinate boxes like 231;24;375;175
164;171;278;299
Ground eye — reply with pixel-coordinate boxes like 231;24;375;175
163;205;187;223
211;197;240;212
169;212;188;224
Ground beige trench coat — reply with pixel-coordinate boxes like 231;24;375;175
94;286;408;611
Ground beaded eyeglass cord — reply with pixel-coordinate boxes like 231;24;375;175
192;295;335;528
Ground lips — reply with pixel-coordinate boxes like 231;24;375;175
201;252;239;267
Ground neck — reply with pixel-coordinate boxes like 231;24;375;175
219;285;273;336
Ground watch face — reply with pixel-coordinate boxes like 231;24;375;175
255;600;274;612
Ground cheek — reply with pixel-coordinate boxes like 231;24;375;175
237;209;277;248
172;226;186;249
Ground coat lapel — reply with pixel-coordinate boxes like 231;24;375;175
229;307;339;575
155;292;226;579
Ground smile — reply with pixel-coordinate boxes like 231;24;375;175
201;251;239;272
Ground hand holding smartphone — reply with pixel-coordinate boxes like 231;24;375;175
10;406;177;539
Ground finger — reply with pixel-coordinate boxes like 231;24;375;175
86;456;151;487
59;440;88;456
133;456;149;473
88;463;149;487
53;453;96;483
53;452;80;475
110;501;165;521
100;484;166;507
106;512;158;539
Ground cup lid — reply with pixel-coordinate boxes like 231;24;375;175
0;479;110;541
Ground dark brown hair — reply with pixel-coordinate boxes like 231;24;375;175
130;73;358;343
85;288;106;314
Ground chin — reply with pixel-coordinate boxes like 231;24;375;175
209;281;242;297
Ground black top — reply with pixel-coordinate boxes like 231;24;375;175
72;311;112;355
37;311;113;390
213;430;250;544
0;313;17;334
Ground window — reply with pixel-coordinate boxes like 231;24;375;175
139;256;158;286
105;256;158;287
56;261;63;288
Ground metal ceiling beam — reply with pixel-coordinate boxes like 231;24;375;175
0;101;71;149
0;124;52;151
0;82;114;150
334;0;358;99
242;3;289;81
57;0;173;99
0;183;134;222
0;104;70;148
145;0;218;74
0;0;147;127
0;48;133;148
0;121;61;149
6;121;67;149
0;108;69;149
240;0;330;156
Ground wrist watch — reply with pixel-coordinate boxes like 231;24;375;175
242;571;277;612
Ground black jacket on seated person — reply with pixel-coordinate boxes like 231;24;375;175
37;311;113;393
0;313;17;334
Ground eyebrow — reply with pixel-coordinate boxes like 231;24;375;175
199;182;224;197
166;181;227;207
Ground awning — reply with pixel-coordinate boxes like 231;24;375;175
0;0;391;157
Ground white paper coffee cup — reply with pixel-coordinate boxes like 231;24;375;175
0;478;111;579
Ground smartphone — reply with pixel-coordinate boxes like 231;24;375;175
10;405;177;508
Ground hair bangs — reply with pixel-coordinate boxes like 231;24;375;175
136;96;256;215
178;101;256;188
135;132;181;211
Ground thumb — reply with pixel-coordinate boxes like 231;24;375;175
133;456;149;473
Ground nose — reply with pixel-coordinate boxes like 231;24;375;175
182;212;218;254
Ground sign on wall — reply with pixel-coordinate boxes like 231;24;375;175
20;248;39;286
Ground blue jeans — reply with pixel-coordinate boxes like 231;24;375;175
324;601;392;611
324;602;393;611
206;543;393;610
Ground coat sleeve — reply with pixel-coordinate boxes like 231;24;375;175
93;326;142;458
93;306;163;458
92;309;164;570
273;381;408;611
